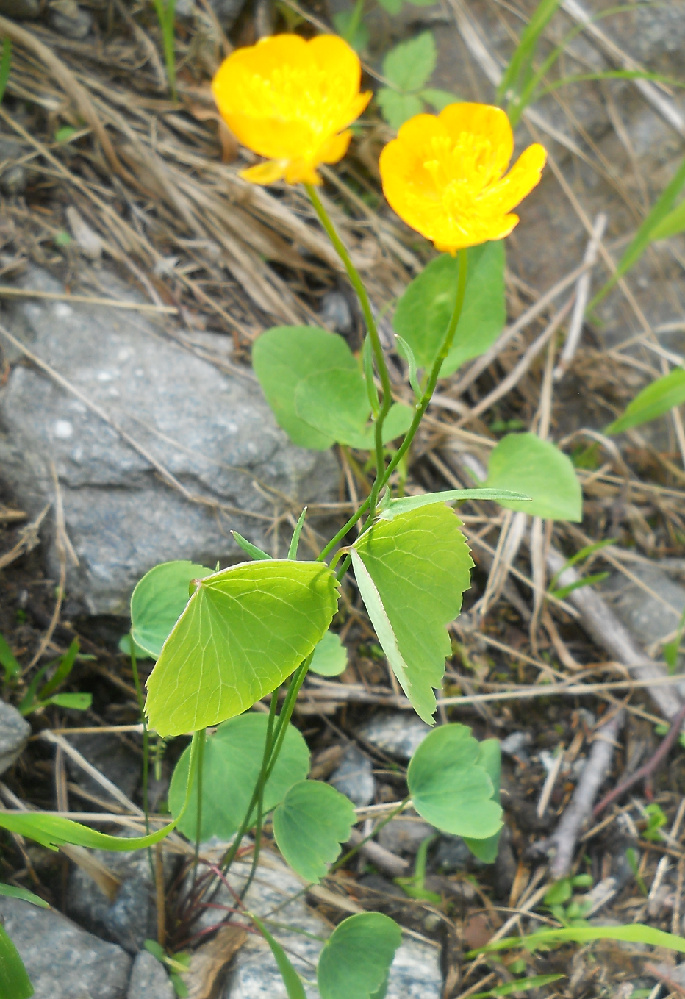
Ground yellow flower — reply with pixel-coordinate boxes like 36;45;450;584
379;103;547;252
212;34;371;186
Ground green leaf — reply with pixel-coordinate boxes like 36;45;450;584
332;9;369;52
468;974;566;998
483;433;582;521
376;0;403;12
294;368;368;443
288;509;307;560
318;913;402;999
0;37;11;107
498;0;561;105
408;725;502;838
605;368;685;435
420;87;459;111
310;631;348;677
273;781;356;883
394;335;421;399
463;739;502;861
253;326;358;450
0;732;203;852
250;916;307;999
376;89;424;130
650;199;685;241
232;531;271;561
131;561;213;659
382;32;436;92
118;634;152;659
0;923;33;999
145;560;339;736
379;488;531;519
0;885;48;908
0;631;20;680
42;692;91;711
168;713;309;841
351;504;473;724
393;242;506;377
469;922;685;958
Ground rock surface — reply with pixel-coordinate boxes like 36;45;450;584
329;744;375;806
358;713;430;760
0;267;339;615
0;700;30;775
189;851;442;998
601;560;685;660
127;951;175;999
0;895;131;999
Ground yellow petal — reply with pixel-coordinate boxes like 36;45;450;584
240;160;287;185
439;103;513;179
478;143;547;215
319;129;353;166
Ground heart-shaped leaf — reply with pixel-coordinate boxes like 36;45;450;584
408;724;502;839
273;781;356;883
131;560;213;659
310;631;348;677
351;504;473;724
483;433;582;521
168;714;309;841
463;738;502;861
393;241;505;377
318;913;402;999
145;560;339;736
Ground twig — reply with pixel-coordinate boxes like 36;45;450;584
554;213;607;380
592;700;685;819
548;709;624;879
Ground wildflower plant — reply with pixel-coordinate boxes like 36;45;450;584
0;32;586;999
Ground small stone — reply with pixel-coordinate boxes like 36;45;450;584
0;701;30;776
378;817;435;856
433;835;471;873
358;713;430;760
319;290;354;335
127;951;175;999
0;165;27;197
48;0;92;39
0;895;131;999
329;745;375;806
500;731;531;757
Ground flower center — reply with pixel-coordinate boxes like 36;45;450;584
420;132;500;230
246;64;349;139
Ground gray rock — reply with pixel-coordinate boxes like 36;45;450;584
66;832;175;952
127;951;175;999
0;700;30;775
378;817;435;856
67;731;140;803
0;267;339;615
0;135;31;198
329;744;375;807
187;850;441;998
48;0;92;39
0;895;131;999
358;713;430;760
175;0;247;27
601;561;685;661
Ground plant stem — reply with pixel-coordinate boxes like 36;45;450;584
240;692;279;901
129;635;155;884
332;797;411;871
305;183;394;482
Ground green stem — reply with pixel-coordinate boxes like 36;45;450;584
193;729;205;877
240;693;279;901
375;249;468;498
129;636;154;882
305;183;394;481
332;797;411;871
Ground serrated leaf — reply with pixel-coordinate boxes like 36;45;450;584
351;505;473;724
273;781;356;883
420;87;459;111
145;560;338;736
0;923;33;999
393;242;506;377
483;433;582;521
377;89;424;130
168;714;309;841
463;738;502;861
318;913;402;999
379;488;531;519
408;725;502;838
605;368;685;435
250;916;307;999
310;630;348;677
382;32;436;92
131;561;213;660
253;326;358;450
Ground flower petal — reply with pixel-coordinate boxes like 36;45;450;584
478;143;547;215
439;103;513;180
240;160;287;185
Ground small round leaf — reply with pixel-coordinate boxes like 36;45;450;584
318;913;402;999
273;781;356;883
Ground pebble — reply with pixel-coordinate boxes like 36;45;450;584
48;0;92;39
127;950;175;999
329;744;375;806
358;713;430;760
0;701;30;776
